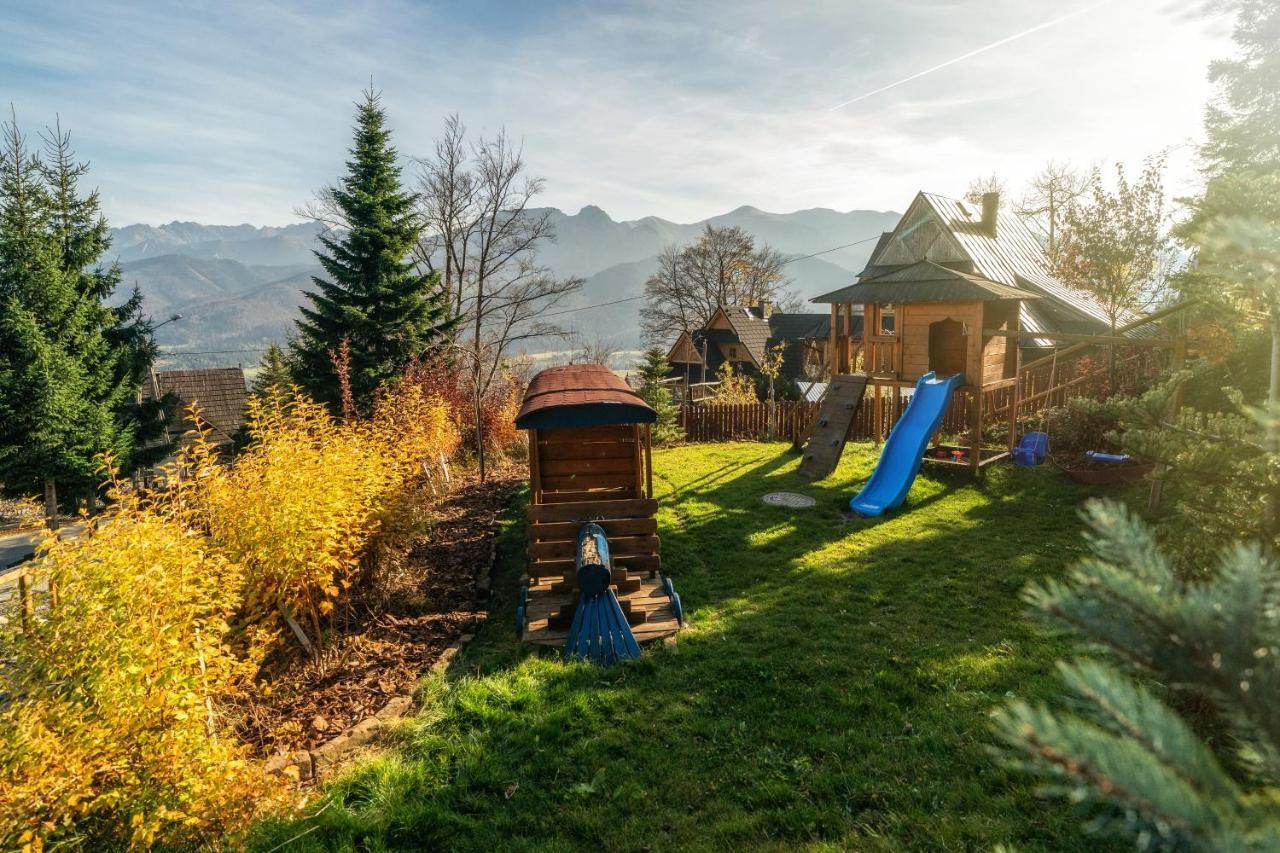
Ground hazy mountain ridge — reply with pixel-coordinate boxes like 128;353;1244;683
109;205;900;367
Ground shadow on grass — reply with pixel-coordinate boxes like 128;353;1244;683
249;443;1114;853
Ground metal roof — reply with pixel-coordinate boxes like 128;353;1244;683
813;260;1035;305
820;191;1149;338
515;364;655;429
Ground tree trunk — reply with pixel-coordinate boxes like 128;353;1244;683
1270;314;1280;452
43;479;59;530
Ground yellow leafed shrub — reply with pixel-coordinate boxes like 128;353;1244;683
194;386;460;634
0;485;283;851
0;381;459;849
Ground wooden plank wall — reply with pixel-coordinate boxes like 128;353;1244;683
526;498;661;581
899;301;984;381
533;425;642;504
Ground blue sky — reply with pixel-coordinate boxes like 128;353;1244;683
1;0;1232;226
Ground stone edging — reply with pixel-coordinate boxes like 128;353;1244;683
264;518;503;785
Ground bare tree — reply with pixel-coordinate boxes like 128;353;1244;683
417;120;583;480
640;225;790;345
964;173;1006;205
1017;160;1090;255
571;331;620;368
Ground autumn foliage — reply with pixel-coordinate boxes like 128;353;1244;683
0;380;459;850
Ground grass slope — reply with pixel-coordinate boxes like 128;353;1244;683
252;442;1109;852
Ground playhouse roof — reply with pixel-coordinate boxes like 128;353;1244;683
516;364;656;430
812;261;1035;305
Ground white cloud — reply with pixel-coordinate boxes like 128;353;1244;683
1;0;1234;225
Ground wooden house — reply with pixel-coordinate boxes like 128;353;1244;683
665;303;851;399
144;367;249;449
814;191;1146;377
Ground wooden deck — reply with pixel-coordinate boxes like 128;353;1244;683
522;569;681;647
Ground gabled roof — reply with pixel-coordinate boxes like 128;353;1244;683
149;367;248;445
715;306;770;365
818;191;1144;336
814;261;1035;305
767;312;831;341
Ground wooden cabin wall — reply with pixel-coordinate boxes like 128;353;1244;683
532;424;643;504
981;302;1020;383
899;301;984;382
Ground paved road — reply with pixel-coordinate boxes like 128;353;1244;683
0;523;85;571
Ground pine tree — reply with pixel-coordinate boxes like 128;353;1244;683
993;500;1280;850
1175;0;1280;446
637;347;681;443
0;116;103;511
39;120;170;480
291;89;453;414
250;343;294;400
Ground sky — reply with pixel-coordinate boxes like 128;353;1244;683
1;0;1236;227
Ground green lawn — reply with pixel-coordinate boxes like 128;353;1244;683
252;442;1113;852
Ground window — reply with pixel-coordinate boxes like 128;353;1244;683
729;346;738;360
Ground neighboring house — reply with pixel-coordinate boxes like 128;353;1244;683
665;303;856;399
145;367;250;449
814;191;1143;360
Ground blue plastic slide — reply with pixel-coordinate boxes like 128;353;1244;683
849;371;964;517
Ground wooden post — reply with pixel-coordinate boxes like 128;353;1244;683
18;572;33;633
969;387;983;475
1008;315;1022;453
528;429;542;505
874;380;883;444
839;303;849;373
632;425;644;497
828;303;838;377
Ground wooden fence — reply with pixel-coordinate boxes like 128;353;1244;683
678;400;819;444
677;346;1169;447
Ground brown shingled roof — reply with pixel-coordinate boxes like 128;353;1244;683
516;364;655;429
148;367;248;445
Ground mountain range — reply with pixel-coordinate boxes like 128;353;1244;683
109;205;901;369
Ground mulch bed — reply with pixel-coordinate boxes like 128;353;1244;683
229;462;521;755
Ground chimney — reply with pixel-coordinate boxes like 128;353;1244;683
757;300;774;319
981;192;999;237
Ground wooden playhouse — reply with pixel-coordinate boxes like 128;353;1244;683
514;364;683;652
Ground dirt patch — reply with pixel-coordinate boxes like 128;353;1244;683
229;462;521;754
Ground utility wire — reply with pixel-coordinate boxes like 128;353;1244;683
157;230;887;353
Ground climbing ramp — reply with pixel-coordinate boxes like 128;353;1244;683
798;374;870;480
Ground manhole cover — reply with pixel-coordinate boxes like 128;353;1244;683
762;492;816;509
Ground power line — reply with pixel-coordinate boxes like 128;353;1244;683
780;233;883;264
160;348;269;356
154;230;887;352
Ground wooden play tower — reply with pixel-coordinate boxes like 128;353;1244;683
515;364;683;650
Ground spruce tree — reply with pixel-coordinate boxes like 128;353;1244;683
1175;0;1280;443
993;500;1280;850
291;89;452;414
39;121;170;480
637;347;681;443
0;117;102;510
250;343;295;400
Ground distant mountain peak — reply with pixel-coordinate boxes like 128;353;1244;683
575;204;612;222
